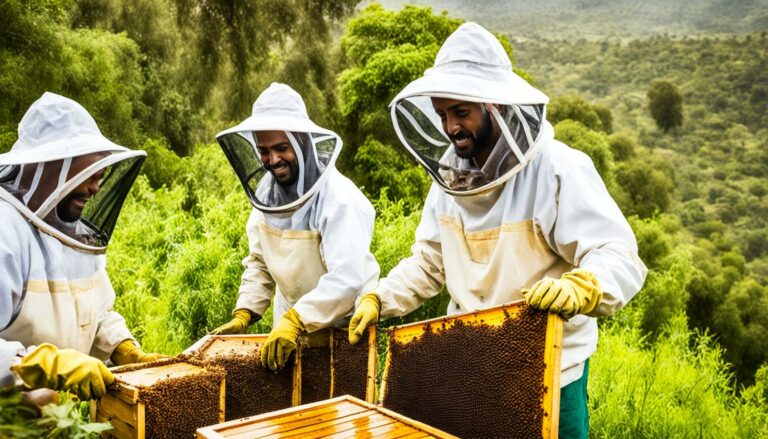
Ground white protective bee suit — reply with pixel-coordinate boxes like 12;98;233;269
374;23;647;387
216;83;380;332
0;92;146;386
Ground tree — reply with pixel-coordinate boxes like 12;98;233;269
647;80;683;132
553;120;614;181
547;95;609;133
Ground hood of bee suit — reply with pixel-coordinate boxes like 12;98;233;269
216;83;342;213
389;22;553;196
0;92;145;253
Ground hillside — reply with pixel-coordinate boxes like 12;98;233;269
374;0;768;37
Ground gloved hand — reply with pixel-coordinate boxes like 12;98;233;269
261;308;304;370
523;269;603;319
11;343;114;400
210;309;254;335
110;340;169;366
349;294;380;345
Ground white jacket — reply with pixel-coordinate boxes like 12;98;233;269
375;127;647;386
0;201;134;386
236;169;380;332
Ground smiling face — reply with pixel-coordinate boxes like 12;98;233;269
431;97;501;168
56;153;109;222
254;130;299;186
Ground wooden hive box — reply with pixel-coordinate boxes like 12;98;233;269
381;301;563;439
91;360;225;439
196;395;458;438
187;335;297;420
295;327;377;405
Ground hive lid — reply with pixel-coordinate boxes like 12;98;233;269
196;395;458;438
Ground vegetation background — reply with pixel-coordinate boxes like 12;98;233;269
1;0;767;436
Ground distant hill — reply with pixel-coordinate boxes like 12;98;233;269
372;0;768;37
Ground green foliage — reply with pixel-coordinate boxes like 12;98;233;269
0;390;111;438
590;315;768;438
109;144;274;353
547;95;609;133
647;80;684;133
615;159;674;218
352;137;431;210
607;132;637;162
554;119;613;180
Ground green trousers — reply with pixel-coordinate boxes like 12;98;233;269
559;359;590;439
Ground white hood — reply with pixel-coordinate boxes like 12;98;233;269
216;83;342;214
390;22;549;106
0;92;145;253
389;22;553;196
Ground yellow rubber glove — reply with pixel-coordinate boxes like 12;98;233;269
349;294;380;345
11;343;114;400
210;309;253;335
261;308;304;371
110;340;168;366
524;269;603;318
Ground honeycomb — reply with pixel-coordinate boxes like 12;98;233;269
331;327;370;400
199;343;293;421
299;346;331;404
382;306;549;439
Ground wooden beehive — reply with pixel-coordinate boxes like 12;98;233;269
381;301;563;439
295;327;377;405
196;395;458;438
91;360;225;439
187;335;297;420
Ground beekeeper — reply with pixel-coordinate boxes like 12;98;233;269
0;92;164;400
212;83;380;371
348;23;647;438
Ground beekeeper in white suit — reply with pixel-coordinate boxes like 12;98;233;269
0;92;164;400
212;83;380;371
348;23;647;438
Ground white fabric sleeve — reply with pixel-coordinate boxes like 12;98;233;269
0;340;25;388
90;310;135;361
0;216;28;334
548;155;648;317
374;187;446;319
235;209;276;317
90;271;136;361
293;196;377;332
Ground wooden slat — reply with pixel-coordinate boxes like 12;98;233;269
365;403;460;438
98;393;137;425
397;433;432;439
258;410;376;439
292;345;302;406
329;329;335;399
198;397;352;437
219;378;226;423
366;421;419;438
388;301;525;344
96;411;138;439
198;335;267;358
365;327;377;404
542;313;563;438
115;362;205;387
219;401;367;438
136;403;145;439
318;413;396;438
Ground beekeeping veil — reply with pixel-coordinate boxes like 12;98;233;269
389;22;551;195
0;92;145;253
216;83;341;213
